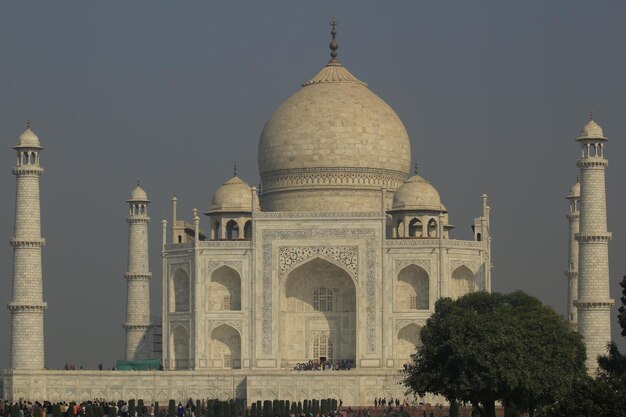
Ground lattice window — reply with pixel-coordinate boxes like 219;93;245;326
410;296;419;310
223;354;232;369
313;287;333;311
222;296;231;311
313;335;333;360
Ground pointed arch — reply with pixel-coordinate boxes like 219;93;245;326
408;218;422;238
280;254;357;285
395;219;405;238
209;265;241;311
209;324;241;369
312;334;334;361
243;220;252;239
427;218;438;237
280;257;356;368
451;265;475;299
396;323;422;367
396;264;429;310
226;220;239;239
172;268;190;312
172;325;189;370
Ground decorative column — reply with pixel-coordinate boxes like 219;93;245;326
123;182;153;360
8;124;47;369
575;114;613;372
565;178;580;328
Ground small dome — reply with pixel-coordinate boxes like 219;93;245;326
127;185;149;202
577;119;607;141
14;128;42;149
207;176;260;214
567;180;580;199
391;175;447;212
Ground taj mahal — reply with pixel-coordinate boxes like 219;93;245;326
1;24;614;406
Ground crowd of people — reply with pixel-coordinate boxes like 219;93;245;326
292;359;354;371
0;400;152;417
0;397;451;417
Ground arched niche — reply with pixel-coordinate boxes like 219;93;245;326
396;264;429;310
395;219;405;238
427;218;438;237
451;265;475;299
208;265;241;311
172;325;189;370
226;220;239;240
396;323;422;368
408;218;422;238
209;324;241;369
280;257;356;368
172;268;190;312
244;220;252;239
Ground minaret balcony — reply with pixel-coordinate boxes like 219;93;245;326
576;159;608;168
575;232;612;243
12;166;44;176
7;302;47;311
124;273;152;281
9;238;45;247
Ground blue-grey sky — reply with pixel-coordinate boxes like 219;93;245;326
1;1;626;370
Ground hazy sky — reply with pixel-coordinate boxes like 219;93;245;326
1;2;626;370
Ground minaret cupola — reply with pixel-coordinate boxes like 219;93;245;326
577;112;607;158
127;181;150;217
14;122;43;168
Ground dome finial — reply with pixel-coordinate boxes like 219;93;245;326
413;160;419;175
137;178;141;187
589;109;594;121
233;160;238;177
26;119;31;129
329;17;339;63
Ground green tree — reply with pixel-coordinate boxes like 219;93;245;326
85;405;94;417
128;400;136;417
168;401;176;417
403;291;586;417
545;276;626;417
108;405;117;417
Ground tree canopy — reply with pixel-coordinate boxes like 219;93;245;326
403;291;586;417
545;276;626;417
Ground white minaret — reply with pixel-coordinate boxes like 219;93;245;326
565;178;580;328
575;114;614;371
123;182;153;360
8;124;47;369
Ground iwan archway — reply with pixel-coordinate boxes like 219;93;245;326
280;257;356;368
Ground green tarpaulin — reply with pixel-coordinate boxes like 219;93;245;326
116;359;160;370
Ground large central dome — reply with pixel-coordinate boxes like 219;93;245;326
258;51;411;212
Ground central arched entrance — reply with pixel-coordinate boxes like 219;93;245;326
280;257;356;369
